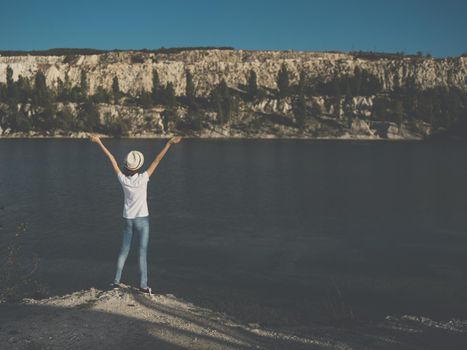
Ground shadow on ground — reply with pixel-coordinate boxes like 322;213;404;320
2;284;466;350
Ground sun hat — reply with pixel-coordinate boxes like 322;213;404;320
124;150;144;171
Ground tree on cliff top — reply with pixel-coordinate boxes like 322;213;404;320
276;63;290;98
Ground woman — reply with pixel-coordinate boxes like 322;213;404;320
89;135;182;294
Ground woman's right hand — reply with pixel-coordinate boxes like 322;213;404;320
88;134;101;143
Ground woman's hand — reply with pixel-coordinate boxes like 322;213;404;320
89;134;120;174
147;136;182;177
168;136;182;144
88;134;101;143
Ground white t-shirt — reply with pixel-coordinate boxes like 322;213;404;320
117;171;150;219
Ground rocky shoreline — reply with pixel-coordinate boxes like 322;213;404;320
1;286;466;349
0;133;422;141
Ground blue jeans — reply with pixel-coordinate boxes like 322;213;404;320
113;216;150;289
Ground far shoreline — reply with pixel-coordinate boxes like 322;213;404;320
0;133;426;141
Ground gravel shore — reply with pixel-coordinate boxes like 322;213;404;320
1;285;466;349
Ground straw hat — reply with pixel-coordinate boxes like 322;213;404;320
124;151;144;171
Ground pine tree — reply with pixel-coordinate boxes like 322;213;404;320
163;82;176;109
35;103;57;131
333;72;341;97
212;79;232;124
247;69;258;100
393;69;401;92
80;70;88;99
190;110;203;132
332;72;342;118
353;66;362;96
360;70;382;96
298;70;306;95
276;63;290;98
185;70;195;105
56;77;64;100
294;91;306;130
79;99;100;132
93;86;111;104
63;72;72;99
343;95;354;127
56;105;75;131
112;76;120;103
31;71;55;131
16;75;32;103
151;69;161;104
343;79;351;97
139;92;153;109
333;96;341;119
5;66;19;106
185;70;201;130
33;71;51;106
8;110;32;132
6;66;14;98
311;100;323;117
393;100;404;129
0;83;6;102
372;96;390;121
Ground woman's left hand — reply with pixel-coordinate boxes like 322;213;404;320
169;136;182;144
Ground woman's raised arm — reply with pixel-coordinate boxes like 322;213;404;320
89;135;121;175
146;136;182;177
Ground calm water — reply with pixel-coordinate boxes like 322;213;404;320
1;139;467;325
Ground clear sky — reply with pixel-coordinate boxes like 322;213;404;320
1;0;466;57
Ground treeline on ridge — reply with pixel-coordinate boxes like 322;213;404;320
0;47;235;57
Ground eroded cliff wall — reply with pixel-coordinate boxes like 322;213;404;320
1;50;465;96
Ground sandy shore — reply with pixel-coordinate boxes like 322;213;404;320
1;285;467;349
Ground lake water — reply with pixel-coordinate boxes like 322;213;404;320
1;139;467;326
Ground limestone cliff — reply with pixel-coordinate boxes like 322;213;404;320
0;49;466;139
0;50;465;96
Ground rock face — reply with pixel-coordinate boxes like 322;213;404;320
0;49;465;139
1;50;466;97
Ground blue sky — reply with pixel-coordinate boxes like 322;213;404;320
0;0;466;57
